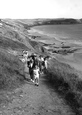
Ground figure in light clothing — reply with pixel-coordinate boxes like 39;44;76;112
21;50;29;79
23;51;28;62
33;65;40;86
44;57;48;69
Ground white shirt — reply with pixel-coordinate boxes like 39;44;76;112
33;68;39;79
44;60;48;69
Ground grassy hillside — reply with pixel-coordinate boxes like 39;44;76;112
15;18;81;28
0;19;48;91
45;58;82;114
0;48;25;90
0;19;82;114
0;20;30;90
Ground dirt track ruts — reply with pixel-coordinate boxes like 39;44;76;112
0;74;75;115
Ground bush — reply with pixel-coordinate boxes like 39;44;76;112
45;58;82;114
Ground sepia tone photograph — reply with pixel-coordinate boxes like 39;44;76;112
0;0;82;114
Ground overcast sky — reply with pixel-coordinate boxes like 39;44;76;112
0;0;82;19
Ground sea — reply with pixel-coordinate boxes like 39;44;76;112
31;24;82;71
32;24;82;43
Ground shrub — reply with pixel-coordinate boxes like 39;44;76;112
45;58;82;114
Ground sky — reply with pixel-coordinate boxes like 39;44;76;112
0;0;82;19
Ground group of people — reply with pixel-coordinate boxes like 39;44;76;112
21;51;49;86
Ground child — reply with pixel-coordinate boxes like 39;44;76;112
33;65;40;86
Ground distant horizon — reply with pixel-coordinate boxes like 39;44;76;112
1;17;82;20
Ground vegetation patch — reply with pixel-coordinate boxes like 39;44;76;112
45;58;82;115
0;50;25;91
0;36;29;51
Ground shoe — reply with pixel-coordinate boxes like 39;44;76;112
30;79;34;83
35;83;39;86
36;84;39;86
30;79;32;81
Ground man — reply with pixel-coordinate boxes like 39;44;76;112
27;56;34;82
39;55;44;73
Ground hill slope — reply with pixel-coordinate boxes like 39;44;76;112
0;18;50;90
1;18;82;114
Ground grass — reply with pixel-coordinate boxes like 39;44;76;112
0;36;29;51
0;20;32;106
29;40;49;55
0;20;35;91
0;32;29;90
45;58;82;115
1;19;82;113
0;49;25;91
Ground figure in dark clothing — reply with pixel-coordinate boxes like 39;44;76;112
33;56;39;68
38;55;44;73
31;53;37;60
27;57;34;82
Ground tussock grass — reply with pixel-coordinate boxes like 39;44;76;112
45;58;82;114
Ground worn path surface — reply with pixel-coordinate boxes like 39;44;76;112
0;74;75;115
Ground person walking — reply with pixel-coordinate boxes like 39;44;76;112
20;50;29;80
27;56;34;82
33;65;40;86
39;55;44;73
23;51;29;79
44;57;48;69
33;55;39;68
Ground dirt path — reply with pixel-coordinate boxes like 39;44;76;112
0;74;75;115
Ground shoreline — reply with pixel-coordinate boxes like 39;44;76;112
28;28;82;46
28;27;82;72
28;28;64;42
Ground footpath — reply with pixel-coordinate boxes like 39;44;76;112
0;74;75;115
